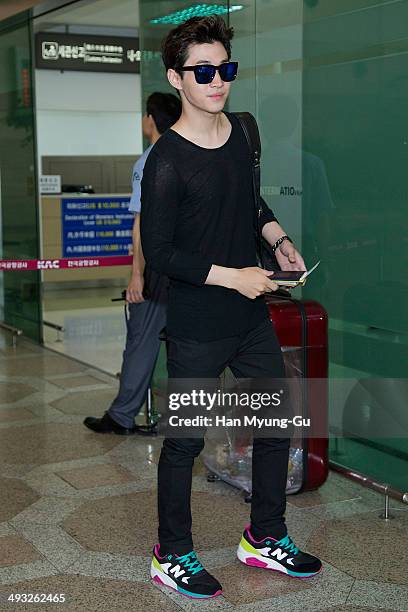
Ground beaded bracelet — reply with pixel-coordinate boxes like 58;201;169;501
271;235;293;253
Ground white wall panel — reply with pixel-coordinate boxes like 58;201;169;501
36;110;142;157
35;69;142;159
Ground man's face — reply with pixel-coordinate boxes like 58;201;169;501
170;41;231;114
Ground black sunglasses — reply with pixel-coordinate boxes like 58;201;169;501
179;61;238;84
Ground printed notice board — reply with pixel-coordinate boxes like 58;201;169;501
62;197;133;257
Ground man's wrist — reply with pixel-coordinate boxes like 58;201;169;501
262;221;289;245
131;269;144;278
224;268;240;290
272;235;293;253
206;264;240;290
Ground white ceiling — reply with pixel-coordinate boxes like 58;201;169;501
35;0;139;29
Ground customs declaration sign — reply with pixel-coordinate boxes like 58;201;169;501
35;32;140;74
61;197;133;257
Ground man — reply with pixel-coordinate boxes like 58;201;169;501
141;16;322;600
84;92;181;435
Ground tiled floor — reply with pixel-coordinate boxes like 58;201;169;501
1;333;408;611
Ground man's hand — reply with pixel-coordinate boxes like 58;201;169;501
229;267;279;299
275;240;306;272
126;272;145;303
262;221;306;272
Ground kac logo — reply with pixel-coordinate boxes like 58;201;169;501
37;260;60;270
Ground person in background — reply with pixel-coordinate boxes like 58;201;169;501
84;92;181;435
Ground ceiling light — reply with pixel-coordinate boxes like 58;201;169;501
150;4;244;25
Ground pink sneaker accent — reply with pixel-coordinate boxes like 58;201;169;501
178;590;223;600
154;544;166;560
241;560;323;580
244;557;269;568
245;526;278;545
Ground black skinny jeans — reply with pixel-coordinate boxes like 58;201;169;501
158;318;291;554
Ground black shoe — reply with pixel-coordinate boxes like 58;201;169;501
237;526;322;578
151;545;223;599
83;412;136;435
134;422;158;436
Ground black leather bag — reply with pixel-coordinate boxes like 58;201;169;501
234;112;280;272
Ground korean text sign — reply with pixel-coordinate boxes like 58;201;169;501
62;197;133;257
35;33;140;74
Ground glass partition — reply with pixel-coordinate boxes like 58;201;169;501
302;0;408;490
0;14;42;341
229;1;303;248
138;0;407;491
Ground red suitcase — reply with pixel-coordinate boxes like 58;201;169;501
265;294;329;491
203;294;328;494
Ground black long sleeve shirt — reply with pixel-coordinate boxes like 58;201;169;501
140;111;278;341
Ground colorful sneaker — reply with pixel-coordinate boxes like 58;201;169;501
237;526;322;578
151;545;223;599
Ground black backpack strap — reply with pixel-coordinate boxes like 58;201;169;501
234;111;261;162
234;111;261;199
234;111;264;266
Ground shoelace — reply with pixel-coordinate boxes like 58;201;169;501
176;551;204;575
275;535;299;555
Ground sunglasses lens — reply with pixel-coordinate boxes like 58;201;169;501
194;65;215;84
219;62;238;82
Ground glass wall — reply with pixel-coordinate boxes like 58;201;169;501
302;1;408;490
229;1;303;248
140;0;407;491
139;1;173;98
0;13;42;341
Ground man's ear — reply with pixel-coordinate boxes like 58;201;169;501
167;68;183;92
150;115;159;134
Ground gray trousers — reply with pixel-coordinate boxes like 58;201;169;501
109;270;168;429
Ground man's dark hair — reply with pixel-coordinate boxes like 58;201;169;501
146;92;181;133
161;15;234;74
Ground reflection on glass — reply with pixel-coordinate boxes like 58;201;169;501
228;0;407;489
259;94;334;286
137;0;407;489
303;1;408;489
0;17;41;340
